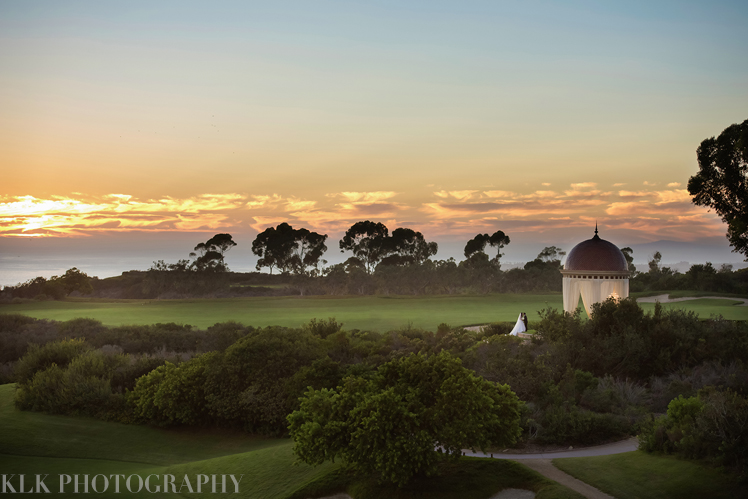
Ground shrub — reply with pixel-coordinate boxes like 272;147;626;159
14;339;90;384
303;318;344;339
15;350;126;417
641;389;748;476
537;404;629;445
129;353;216;425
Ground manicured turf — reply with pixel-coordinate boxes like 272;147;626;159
0;294;563;331
4;292;747;331
637;298;748;320
0;454;166;498
288;458;585;499
633;290;748;299
553;451;747;499
0;384;284;465
0;384;583;499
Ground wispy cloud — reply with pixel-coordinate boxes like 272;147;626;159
419;184;717;240
336;191;397;203
0;193;247;236
0;185;722;243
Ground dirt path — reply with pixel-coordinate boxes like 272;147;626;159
636;294;748;306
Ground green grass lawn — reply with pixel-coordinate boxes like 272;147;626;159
637;298;748;320
3;291;747;331
0;384;283;464
632;290;748;299
0;293;563;331
0;384;583;499
553;451;747;499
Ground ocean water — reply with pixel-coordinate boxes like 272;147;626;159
0;253;263;287
0;233;257;287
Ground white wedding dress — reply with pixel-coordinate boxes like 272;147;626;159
509;313;526;336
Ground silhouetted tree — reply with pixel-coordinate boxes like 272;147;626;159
253;223;327;275
252;223;298;274
290;228;328;276
537;245;566;263
620;247;637;274
58;268;93;295
648;251;662;274
463;230;511;268
191;233;236;272
688;118;748;259
379;228;438;267
339;221;389;273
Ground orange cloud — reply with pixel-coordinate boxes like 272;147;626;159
0;186;726;243
0;194;245;236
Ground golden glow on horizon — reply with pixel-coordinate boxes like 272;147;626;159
0;183;724;242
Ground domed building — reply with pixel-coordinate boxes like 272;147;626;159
561;226;630;316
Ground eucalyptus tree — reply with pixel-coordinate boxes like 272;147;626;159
339;221;389;273
463;230;511;267
252;223;327;275
191;233;237;271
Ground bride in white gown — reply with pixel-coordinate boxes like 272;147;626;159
509;313;526;336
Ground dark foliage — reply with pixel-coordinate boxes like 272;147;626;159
688;118;748;259
7;297;748;466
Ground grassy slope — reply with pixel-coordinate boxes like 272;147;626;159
3;292;747;331
0;384;284;464
553;451;747;499
287;458;585;499
637;298;748;320
0;293;563;331
0;384;583;499
632;290;748;299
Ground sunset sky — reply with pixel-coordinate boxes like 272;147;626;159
2;1;748;283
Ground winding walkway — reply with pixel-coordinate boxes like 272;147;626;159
318;440;637;499
636;294;748;306
464;438;639;499
464;437;638;460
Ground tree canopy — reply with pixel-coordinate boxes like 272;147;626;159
463;230;511;268
252;223;327;275
339;222;439;271
688;119;748;259
339;221;390;273
190;233;237;272
379;228;438;267
620;247;636;274
536;246;566;263
287;351;522;486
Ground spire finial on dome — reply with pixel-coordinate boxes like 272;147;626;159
595;221;598;235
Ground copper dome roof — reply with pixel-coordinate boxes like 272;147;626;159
564;230;628;272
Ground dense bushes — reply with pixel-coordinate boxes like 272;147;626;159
631;263;748;294
5;297;748;453
0;315;256;384
130;325;346;434
14;338;91;384
640;388;748;477
537;298;748;380
14;342;126;418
